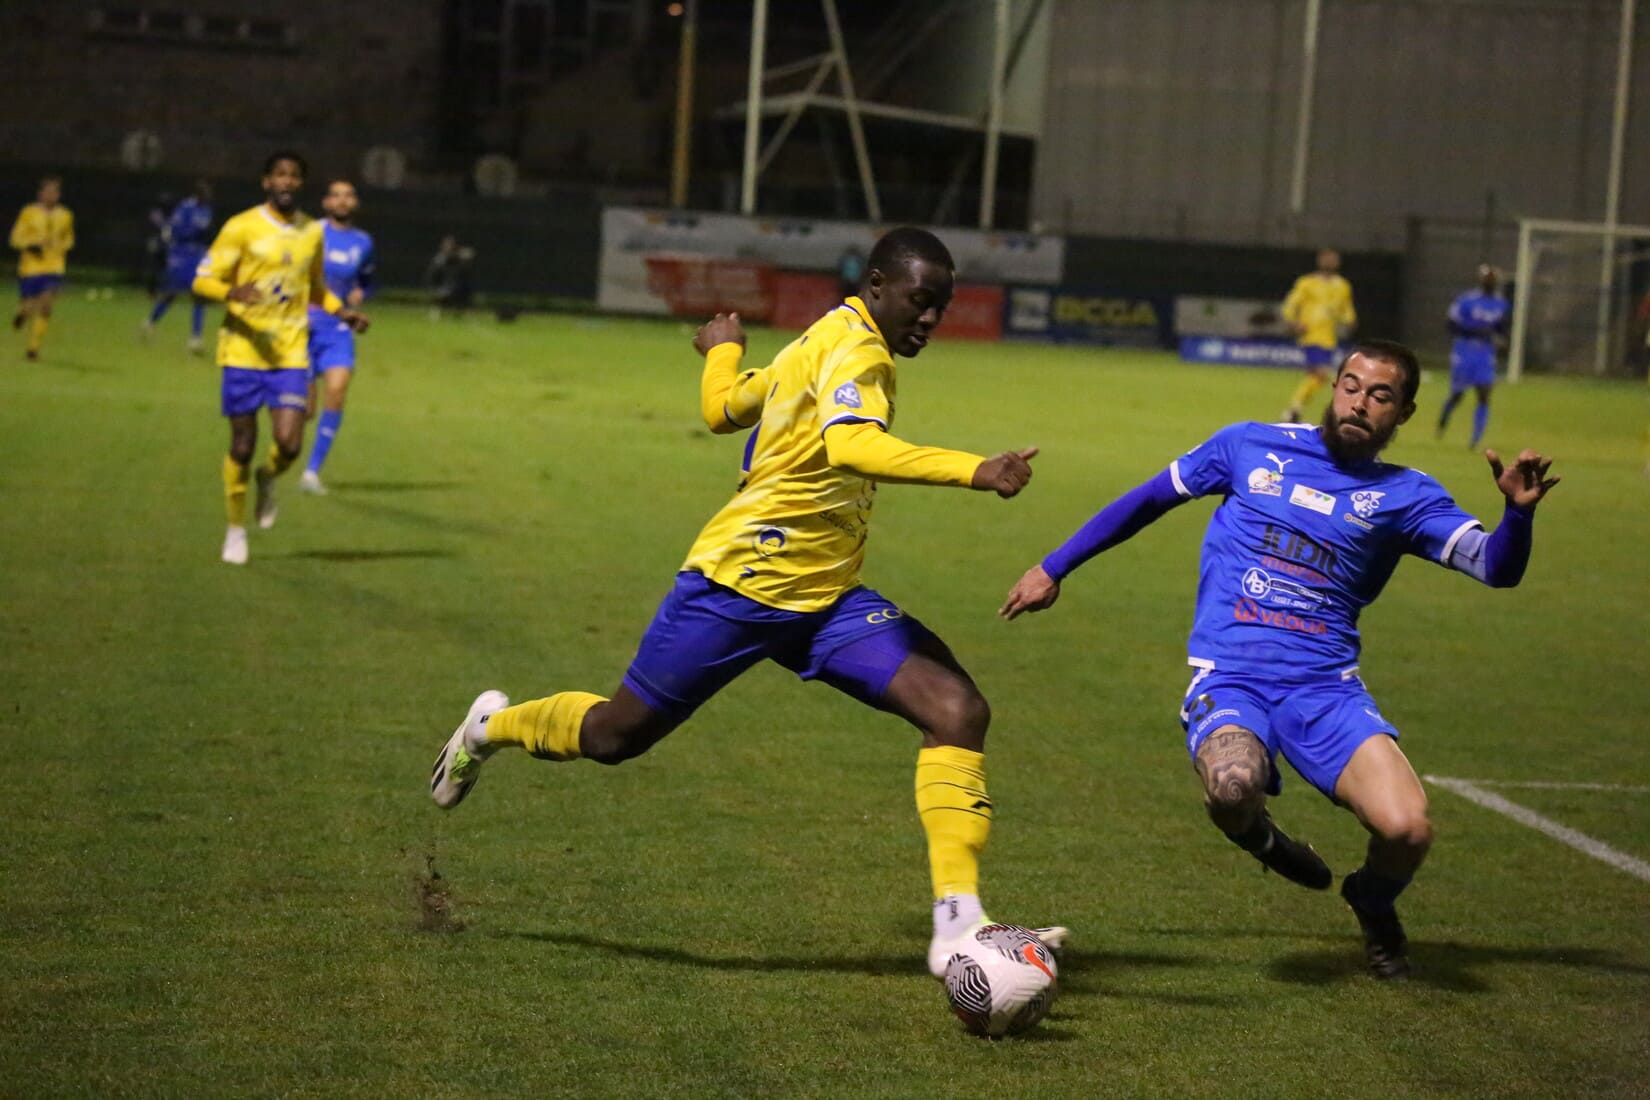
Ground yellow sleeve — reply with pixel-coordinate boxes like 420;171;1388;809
699;342;768;433
60;210;74;254
10;208;36;251
1280;277;1306;325
192;218;241;301
822;421;981;487
307;237;343;313
1339;280;1356;328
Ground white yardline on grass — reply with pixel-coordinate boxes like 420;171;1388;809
1425;775;1650;885
1471;779;1650;794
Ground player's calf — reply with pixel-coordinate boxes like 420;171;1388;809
1196;728;1331;890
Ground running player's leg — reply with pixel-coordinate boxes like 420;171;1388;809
253;372;310;527
221;405;258;564
1469;382;1493;450
303;366;352;491
1285;347;1333;422
144;291;176;336
1437;363;1467;436
25;282;57;359
188;295;206;352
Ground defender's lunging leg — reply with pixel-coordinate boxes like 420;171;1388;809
1334;734;1431;979
1195;726;1332;890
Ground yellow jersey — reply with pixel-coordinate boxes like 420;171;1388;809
1281;272;1356;350
10;203;74;277
193;205;337;370
683;297;982;612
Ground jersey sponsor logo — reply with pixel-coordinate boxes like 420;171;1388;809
832;382;863;409
1260;524;1338;576
1289;483;1335;515
1343;513;1374;530
1247;468;1283;496
1264;452;1293;472
1234;597;1328;635
1241;567;1324;610
1350;490;1385;518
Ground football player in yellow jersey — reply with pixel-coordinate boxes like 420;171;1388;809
1281;248;1357;422
192;152;368;565
9;176;74;361
430;227;1068;973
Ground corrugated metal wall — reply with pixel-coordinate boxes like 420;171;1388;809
1035;0;1650;249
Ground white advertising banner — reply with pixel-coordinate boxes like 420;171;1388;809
598;207;1063;316
1173;295;1292;339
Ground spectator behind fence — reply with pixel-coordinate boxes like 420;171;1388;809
426;235;475;318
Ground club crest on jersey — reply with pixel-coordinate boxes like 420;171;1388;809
1247;467;1283;496
1350;490;1386;518
832;382;863;409
752;527;787;558
1288;483;1335;515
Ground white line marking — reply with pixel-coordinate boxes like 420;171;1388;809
1470;780;1650;794
1425;775;1650;885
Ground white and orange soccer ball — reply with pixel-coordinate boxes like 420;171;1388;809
941;923;1059;1038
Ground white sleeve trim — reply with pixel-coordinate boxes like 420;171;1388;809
1439;518;1482;564
1169;460;1191;498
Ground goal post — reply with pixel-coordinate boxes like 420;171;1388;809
1508;217;1650;382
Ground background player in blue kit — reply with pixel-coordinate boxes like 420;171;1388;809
300;179;375;495
1002;340;1558;979
141;180;214;353
1437;264;1510;449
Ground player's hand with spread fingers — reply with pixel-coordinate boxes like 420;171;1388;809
999;564;1060;620
1486;448;1559;512
972;447;1038;498
694;311;747;356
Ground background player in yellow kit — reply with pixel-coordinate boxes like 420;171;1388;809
9;176;74;361
192;152;368;565
1281;248;1356;422
430;227;1066;974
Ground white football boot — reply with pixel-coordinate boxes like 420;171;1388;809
298;469;327;495
221;525;249;565
430;690;510;809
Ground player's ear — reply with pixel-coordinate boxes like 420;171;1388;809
865;268;884;300
1398;400;1416;426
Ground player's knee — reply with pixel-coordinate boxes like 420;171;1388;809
1373;808;1433;852
928;686;990;747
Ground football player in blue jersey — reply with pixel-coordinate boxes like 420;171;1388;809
299;179;376;494
1437;265;1511;449
1002;339;1558;979
141;180;214;353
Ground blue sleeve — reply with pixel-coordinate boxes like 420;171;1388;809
1399;473;1482;565
357;237;377;298
1447;506;1533;587
1041;469;1187;581
1168;422;1248;499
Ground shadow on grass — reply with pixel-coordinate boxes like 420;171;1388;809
324;480;466;493
1268;941;1650;992
276;548;457;562
38;357;116;374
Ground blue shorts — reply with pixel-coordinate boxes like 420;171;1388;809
221;367;310;417
308;312;356;374
1303;345;1337;369
18;274;63;299
1450;347;1497;390
1180;667;1398;800
163;251;204;294
622;571;937;722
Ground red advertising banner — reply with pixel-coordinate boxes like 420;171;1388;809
940;284;1004;342
770;272;842;331
643;256;774;320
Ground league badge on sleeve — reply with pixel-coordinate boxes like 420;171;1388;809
832;382;863;409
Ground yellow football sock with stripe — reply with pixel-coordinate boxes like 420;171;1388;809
260;441;296;478
915;746;992;899
483;692;605;760
26;314;48;354
222;455;250;526
1289;370;1326;414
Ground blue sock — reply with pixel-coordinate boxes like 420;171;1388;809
148;295;173;324
1438;391;1463;430
190;302;205;338
1351;867;1411;915
1470;402;1489;448
307;409;343;474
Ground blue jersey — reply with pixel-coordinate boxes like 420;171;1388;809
166;197;213;260
1448;290;1509;359
1169;422;1482;678
308;222;375;317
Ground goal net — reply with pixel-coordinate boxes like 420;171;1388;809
1508;219;1650;381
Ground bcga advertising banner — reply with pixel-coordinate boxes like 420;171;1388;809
1003;286;1173;347
599;207;1061;318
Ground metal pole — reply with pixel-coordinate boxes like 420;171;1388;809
979;0;1009;229
1509;219;1535;383
820;0;881;223
1593;0;1636;374
669;0;698;209
1289;0;1322;216
740;0;769;215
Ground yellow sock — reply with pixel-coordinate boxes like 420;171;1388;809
915;746;992;899
261;441;296;478
1289;370;1326;413
26;314;48;353
484;692;605;760
222;455;250;526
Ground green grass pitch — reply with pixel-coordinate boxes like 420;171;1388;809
2;290;1647;1098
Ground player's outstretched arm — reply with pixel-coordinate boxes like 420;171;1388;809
695;312;766;433
823;422;1028;492
1448;449;1558;589
1000;468;1187;620
1488;448;1559;512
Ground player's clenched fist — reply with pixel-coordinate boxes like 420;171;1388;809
694;311;747;355
972;447;1039;498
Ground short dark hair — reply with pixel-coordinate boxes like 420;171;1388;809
1343;338;1421;404
38;175;61;189
263;150;307;177
866;227;954;280
325;177;355;192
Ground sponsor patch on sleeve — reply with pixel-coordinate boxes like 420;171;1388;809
832;382;863;409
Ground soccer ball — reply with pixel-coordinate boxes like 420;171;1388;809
942;923;1058;1038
